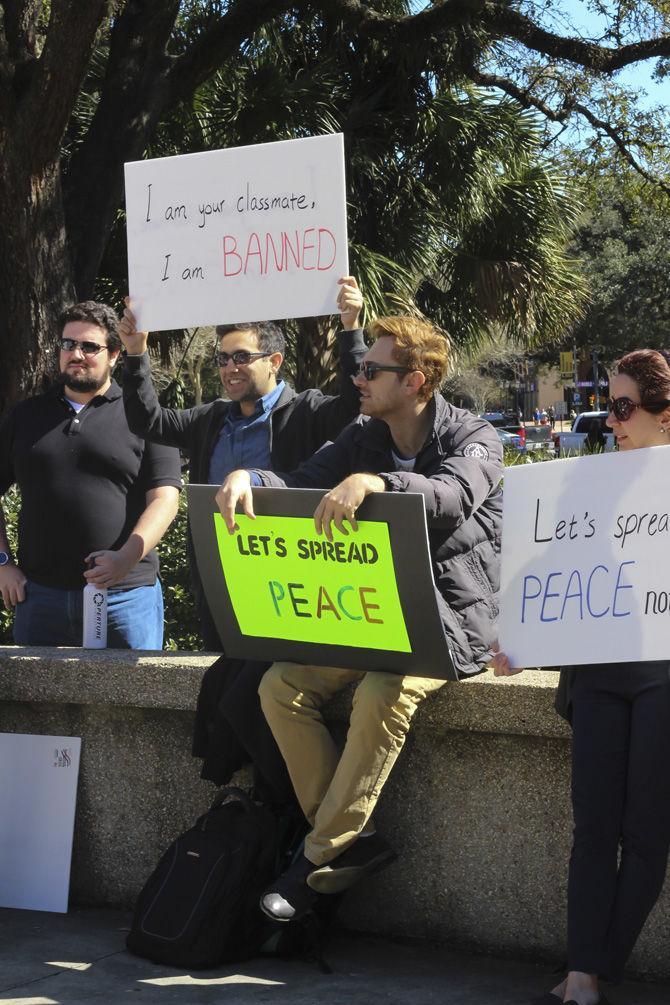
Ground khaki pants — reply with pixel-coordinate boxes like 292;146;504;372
259;663;445;865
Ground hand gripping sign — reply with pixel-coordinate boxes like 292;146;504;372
498;445;670;668
187;486;455;679
124;133;349;331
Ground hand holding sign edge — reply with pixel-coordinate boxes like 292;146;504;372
216;470;255;533
337;276;363;331
314;473;385;542
119;296;149;356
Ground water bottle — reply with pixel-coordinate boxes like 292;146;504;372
83;581;108;648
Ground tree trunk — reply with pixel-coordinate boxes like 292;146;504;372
0;151;75;413
292;316;339;393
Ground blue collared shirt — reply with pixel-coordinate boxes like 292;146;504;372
208;381;285;485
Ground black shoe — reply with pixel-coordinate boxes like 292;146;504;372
260;854;316;923
306;833;397;894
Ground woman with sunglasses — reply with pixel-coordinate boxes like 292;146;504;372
494;348;670;1005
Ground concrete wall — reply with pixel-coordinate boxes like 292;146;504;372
1;647;668;980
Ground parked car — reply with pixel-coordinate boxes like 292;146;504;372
479;412;529;452
553;411;616;456
523;424;555;456
495;428;525;454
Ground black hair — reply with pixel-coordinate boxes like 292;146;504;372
215;321;285;357
59;301;121;352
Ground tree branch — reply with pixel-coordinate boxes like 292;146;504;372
20;0;109;170
488;7;670;73
64;0;295;294
2;0;41;62
165;0;295;105
317;0;670;71
473;69;670;197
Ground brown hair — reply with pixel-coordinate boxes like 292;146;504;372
368;316;449;401
616;349;670;405
215;321;285;357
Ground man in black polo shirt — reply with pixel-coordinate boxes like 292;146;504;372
0;301;181;648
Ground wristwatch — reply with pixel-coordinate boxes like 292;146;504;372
0;551;10;567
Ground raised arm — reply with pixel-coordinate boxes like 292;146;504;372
119;300;198;449
304;277;367;442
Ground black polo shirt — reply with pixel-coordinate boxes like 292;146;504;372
0;381;182;590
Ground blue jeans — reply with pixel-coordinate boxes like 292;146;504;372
13;579;164;650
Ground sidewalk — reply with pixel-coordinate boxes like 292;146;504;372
1;908;668;1005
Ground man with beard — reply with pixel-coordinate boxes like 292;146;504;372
0;301;181;648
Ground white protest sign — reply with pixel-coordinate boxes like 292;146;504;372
499;445;670;667
0;733;81;912
125;133;349;331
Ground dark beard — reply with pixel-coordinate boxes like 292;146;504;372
57;368;109;394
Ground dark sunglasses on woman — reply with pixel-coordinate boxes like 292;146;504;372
606;395;670;422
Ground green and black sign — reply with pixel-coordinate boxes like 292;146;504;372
188;485;453;678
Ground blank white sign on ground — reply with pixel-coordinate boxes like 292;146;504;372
125;132;349;331
0;733;81;913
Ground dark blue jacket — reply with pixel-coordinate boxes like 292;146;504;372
254;395;503;679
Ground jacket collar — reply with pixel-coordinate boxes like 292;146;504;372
49;377;122;407
358;394;448;454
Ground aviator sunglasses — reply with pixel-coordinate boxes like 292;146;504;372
59;338;109;356
606;395;670;422
216;350;272;367
357;361;411;381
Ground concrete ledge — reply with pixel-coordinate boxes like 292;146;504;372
1;647;667;980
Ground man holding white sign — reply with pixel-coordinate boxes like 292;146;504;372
119;278;365;799
218;314;503;921
119;276;364;649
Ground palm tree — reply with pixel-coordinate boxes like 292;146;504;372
92;6;586;396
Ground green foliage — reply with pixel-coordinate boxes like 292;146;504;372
0;488;19;645
93;7;586;396
566;175;670;361
155;486;202;651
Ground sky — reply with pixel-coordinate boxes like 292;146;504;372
412;0;670;109
549;0;670;108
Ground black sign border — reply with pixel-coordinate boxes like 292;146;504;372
187;485;454;679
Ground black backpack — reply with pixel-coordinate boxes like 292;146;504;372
126;787;341;970
126;788;277;968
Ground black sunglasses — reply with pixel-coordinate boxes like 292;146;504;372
357;362;411;381
606;396;670;422
59;338;109;356
216;350;272;367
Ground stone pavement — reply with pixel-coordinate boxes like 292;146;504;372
0;909;668;1005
